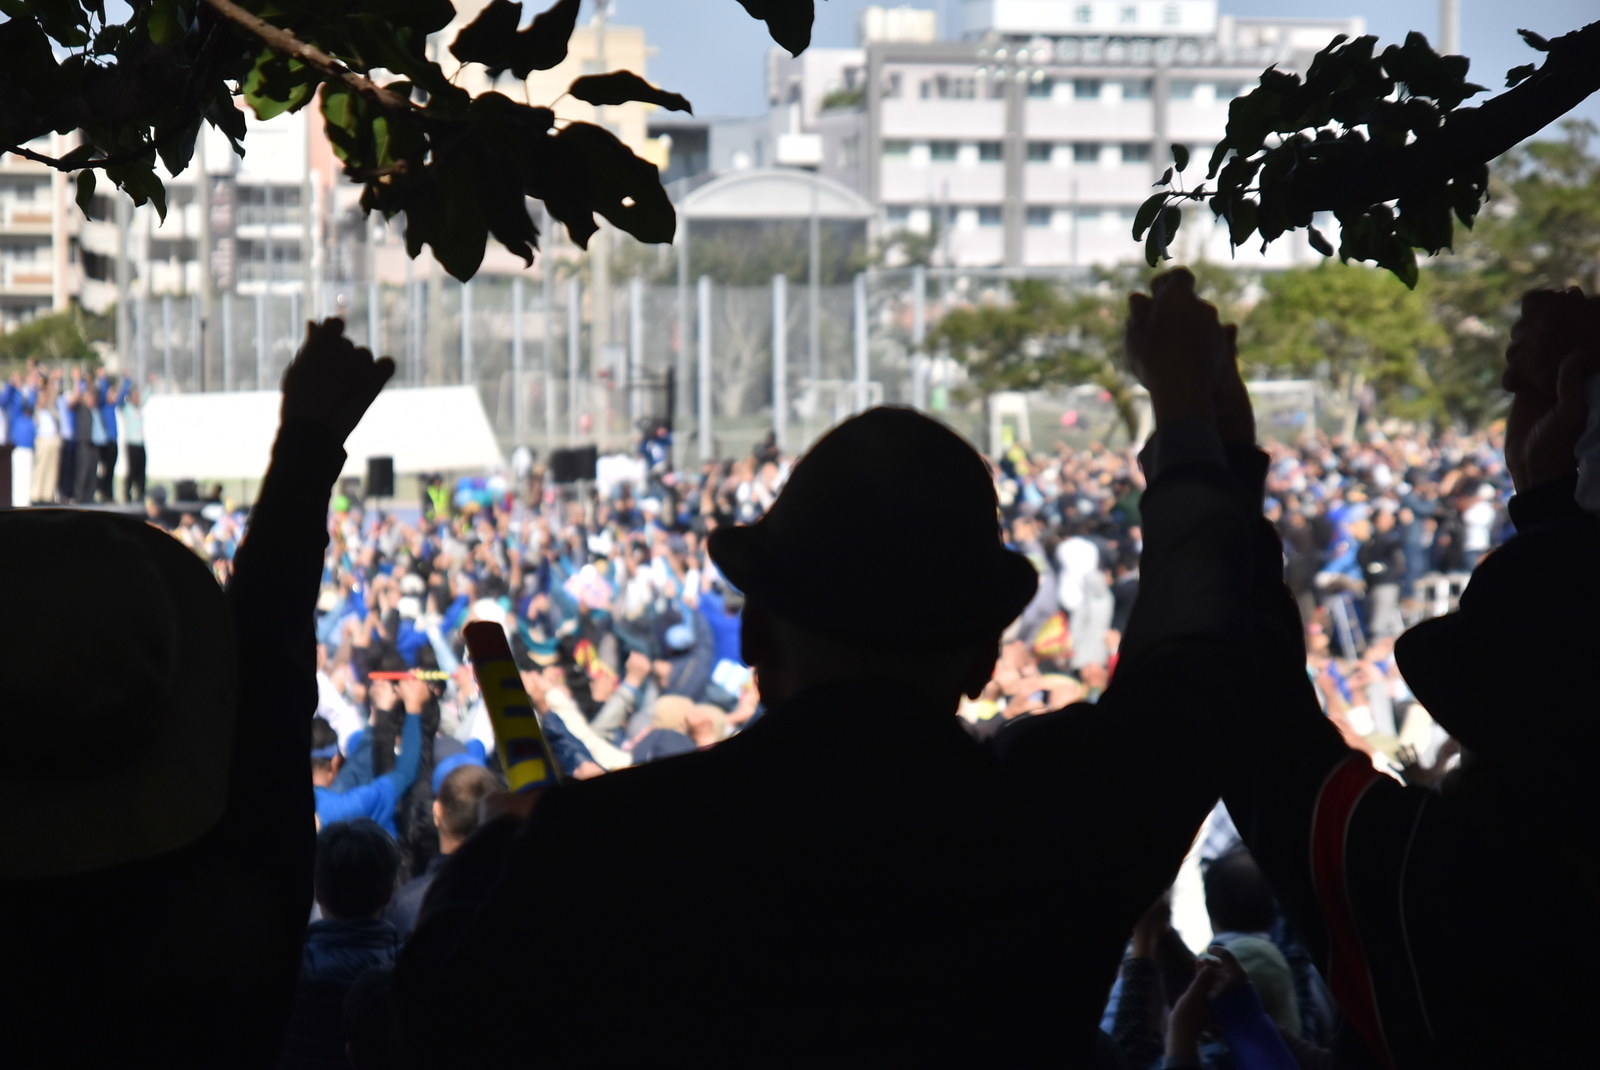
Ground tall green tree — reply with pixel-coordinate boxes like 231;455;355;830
928;277;1136;441
0;312;96;366
1240;261;1447;433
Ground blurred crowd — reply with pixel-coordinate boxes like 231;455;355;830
121;415;1512;914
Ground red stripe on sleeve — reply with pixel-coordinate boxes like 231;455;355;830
1311;754;1389;1067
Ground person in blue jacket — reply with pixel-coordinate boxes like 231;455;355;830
312;676;428;835
94;373;132;502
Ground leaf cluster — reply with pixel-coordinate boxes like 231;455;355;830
1;0;817;281
1132;27;1575;287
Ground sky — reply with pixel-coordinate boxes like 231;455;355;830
630;0;1600;126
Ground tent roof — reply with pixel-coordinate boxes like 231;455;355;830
143;386;503;483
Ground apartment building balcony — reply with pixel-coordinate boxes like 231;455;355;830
0;202;55;233
1;260;55;294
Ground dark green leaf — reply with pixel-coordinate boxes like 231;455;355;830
1307;224;1334;257
1226;198;1258;249
451;0;583;79
358;0;457;34
735;0;815;57
1505;63;1537;88
569;71;693;114
106;160;168;221
450;0;522;69
478;159;540;266
543;122;676;246
148;0;183;47
1145;206;1178;267
243;49;316;121
1153;165;1173;188
1132;192;1166;241
75;169;96;219
1172;143;1189;173
155;116;201;178
1517;28;1550;51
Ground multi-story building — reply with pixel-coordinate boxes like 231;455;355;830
765;0;1364;268
0;134;78;331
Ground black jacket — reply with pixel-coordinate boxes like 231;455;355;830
278;919;402;1069
394;434;1257;1066
1357;527;1407;586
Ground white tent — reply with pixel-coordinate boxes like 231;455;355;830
142;386;504;483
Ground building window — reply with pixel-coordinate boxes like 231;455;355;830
1121;143;1152;164
1170;79;1197;101
1075;4;1092;23
1074;78;1101;100
1163;3;1181;25
1026;205;1054;227
929;74;976;99
1120;5;1137;24
1027;76;1054;99
883;139;911;158
1027;141;1054;163
930;140;959;162
886;205;911;226
1215;82;1244;100
977;206;1003;227
1123;79;1153;100
978;141;1004;162
1074;142;1101;164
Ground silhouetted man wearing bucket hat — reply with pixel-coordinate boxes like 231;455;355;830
397;270;1258;1066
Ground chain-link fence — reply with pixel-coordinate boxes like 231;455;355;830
117;266;1323;465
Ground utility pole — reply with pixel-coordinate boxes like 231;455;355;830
1440;0;1460;54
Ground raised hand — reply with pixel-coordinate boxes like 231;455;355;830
280;318;395;444
1125;268;1232;427
1503;288;1600;493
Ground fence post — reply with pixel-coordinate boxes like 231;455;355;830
161;294;174;387
221;293;234;392
367;275;380;353
254;291;266;390
911;264;927;410
567;276;581;443
698;275;712;462
512;276;525;444
772;274;787;450
628;275;644;429
853;272;869;413
461;278;474;387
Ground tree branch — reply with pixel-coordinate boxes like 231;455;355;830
1289;19;1600;214
2;122;192;173
198;0;415;114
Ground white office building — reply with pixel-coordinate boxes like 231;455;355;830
765;1;1364;268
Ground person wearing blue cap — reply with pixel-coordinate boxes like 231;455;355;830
312;677;428;837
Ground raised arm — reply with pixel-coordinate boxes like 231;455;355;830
994;269;1256;908
227;320;394;829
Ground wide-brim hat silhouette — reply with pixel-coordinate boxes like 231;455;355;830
1394;514;1600;762
708;407;1037;645
0;510;236;882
